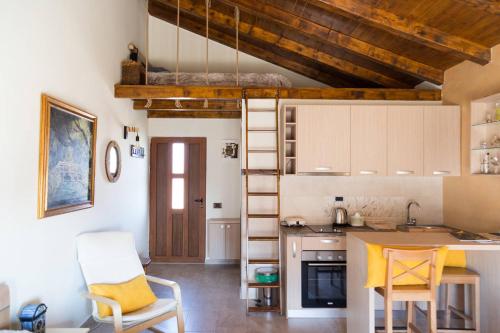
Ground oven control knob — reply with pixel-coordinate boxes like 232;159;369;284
317;255;322;260
328;256;333;260
338;255;344;260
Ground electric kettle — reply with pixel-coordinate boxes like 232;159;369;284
333;207;348;225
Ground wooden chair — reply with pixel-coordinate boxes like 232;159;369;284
77;232;185;333
375;248;440;333
441;267;480;332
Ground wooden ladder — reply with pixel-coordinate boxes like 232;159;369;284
244;92;281;313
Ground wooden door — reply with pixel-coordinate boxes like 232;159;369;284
150;137;206;262
351;105;388;176
387;106;424;176
208;223;226;260
424;106;461;176
225;223;241;259
297;105;350;173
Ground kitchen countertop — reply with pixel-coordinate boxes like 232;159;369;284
280;224;374;237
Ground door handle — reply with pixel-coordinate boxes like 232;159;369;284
320;239;339;244
433;170;451;175
396;170;415;175
292;241;297;258
360;170;377;175
226;225;231;229
194;198;204;203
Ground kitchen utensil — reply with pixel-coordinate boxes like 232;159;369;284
350;212;364;226
333;207;348;225
283;216;306;227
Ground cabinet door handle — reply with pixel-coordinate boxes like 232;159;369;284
227;225;231;229
320;239;339;244
292;241;297;258
433;170;451;175
360;170;377;175
314;166;332;171
220;225;225;229
396;170;415;175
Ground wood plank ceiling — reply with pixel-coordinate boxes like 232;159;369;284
148;0;500;88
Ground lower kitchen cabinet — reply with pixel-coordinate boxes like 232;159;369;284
285;236;302;312
207;219;240;262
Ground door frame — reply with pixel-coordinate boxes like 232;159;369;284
149;137;207;262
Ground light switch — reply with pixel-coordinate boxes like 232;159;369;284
213;202;222;209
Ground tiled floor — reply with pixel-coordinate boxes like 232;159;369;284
84;263;346;333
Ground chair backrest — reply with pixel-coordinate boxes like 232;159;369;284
0;283;9;329
76;232;144;286
383;248;438;292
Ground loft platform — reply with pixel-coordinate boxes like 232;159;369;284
115;84;441;101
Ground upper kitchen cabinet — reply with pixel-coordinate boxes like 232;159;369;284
387;106;424;176
296;105;350;174
424;106;461;176
351;105;387;176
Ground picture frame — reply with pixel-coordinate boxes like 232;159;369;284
37;94;97;218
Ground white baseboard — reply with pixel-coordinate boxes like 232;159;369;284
287;308;346;318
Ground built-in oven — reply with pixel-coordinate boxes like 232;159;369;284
301;250;347;308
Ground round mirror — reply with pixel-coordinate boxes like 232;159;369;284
105;141;121;183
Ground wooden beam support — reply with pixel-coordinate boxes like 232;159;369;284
457;0;500;15
147;110;241;118
221;0;444;84
134;99;240;110
154;0;410;87
150;0;363;87
116;85;442;101
311;0;491;65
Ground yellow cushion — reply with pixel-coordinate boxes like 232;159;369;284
444;250;467;268
89;275;157;318
365;244;448;288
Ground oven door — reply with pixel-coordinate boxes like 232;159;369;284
301;261;347;308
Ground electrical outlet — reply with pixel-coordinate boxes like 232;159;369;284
335;196;344;202
213;202;222;209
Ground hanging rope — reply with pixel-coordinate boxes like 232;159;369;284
235;6;240;87
175;0;182;109
204;0;211;109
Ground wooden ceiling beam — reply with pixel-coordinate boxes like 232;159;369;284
149;0;360;87
134;99;240;110
154;0;410;87
147;110;241;118
220;0;444;84
116;84;442;101
457;0;500;15
311;0;491;65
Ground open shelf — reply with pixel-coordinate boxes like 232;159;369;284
283;105;297;175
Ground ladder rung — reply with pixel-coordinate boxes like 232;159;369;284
243;169;278;175
247;192;278;196
248;149;277;153
248;109;276;113
248;214;279;218
248;128;276;132
248;281;280;288
249;236;279;241
248;259;279;264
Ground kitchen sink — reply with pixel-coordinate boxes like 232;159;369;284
396;225;455;233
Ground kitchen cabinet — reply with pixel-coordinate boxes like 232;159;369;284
285;236;302;312
387;106;424;176
424;106;461;176
351;105;388;176
207;219;240;261
296;105;350;174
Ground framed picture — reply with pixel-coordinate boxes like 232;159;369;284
37;94;97;218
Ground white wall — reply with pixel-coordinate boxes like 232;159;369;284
148;16;325;87
0;0;147;327
148;119;242;220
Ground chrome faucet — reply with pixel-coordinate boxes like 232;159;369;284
406;200;421;226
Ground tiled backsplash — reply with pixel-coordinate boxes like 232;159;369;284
280;176;443;225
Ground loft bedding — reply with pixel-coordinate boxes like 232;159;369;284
147;71;293;87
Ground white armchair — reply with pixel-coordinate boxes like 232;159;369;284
76;232;184;333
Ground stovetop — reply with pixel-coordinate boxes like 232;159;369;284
307;224;351;233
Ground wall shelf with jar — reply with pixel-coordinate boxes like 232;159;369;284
471;93;500;175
